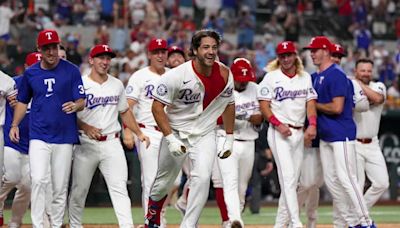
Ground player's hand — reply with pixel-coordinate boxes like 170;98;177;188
7;94;18;108
62;101;78;114
276;124;292;137
138;133;150;148
9;125;20;143
304;125;317;143
165;134;187;157
261;162;273;176
122;129;135;150
82;124;102;140
218;134;234;159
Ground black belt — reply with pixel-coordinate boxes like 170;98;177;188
357;138;372;144
288;124;303;130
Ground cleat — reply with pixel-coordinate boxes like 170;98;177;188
231;220;243;228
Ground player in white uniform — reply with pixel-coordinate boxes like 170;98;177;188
211;58;262;228
9;29;86;228
144;29;235;228
258;41;317;228
68;44;149;227
125;38;169;225
353;58;389;210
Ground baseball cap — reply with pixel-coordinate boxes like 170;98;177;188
330;43;346;57
25;52;42;66
276;41;297;55
89;44;116;58
37;29;60;47
148;38;168;52
303;36;332;50
168;45;185;57
230;58;256;82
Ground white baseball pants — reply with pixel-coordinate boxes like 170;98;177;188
150;131;217;228
29;139;73;228
0;147;31;226
320;139;371;227
0;128;4;191
268;126;304;228
68;137;133;228
135;127;163;215
355;137;389;209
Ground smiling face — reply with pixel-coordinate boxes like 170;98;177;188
355;61;373;85
167;52;185;68
148;49;168;73
277;52;297;72
193;36;218;67
89;54;112;76
38;43;60;68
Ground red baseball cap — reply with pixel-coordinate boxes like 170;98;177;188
168;45;185;57
330;43;346;57
37;29;60;47
25;52;42;66
89;44;116;58
148;38;168;52
230;58;256;82
276;41;297;55
303;36;332;50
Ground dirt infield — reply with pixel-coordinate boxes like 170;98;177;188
22;224;398;228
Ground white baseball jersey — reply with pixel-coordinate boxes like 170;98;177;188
354;81;386;138
125;67;168;126
257;69;317;126
351;79;369;112
232;81;260;140
0;71;17;126
78;74;128;135
152;60;235;139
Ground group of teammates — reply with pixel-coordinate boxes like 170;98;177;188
0;28;389;228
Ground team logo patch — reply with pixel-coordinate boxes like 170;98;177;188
260;87;269;96
157;84;168;96
220;87;233;97
126;85;133;94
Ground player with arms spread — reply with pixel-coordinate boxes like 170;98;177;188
144;29;235;228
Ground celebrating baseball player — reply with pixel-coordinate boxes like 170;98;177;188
68;44;149;228
0;53;40;227
304;36;375;228
258;40;317;228
125;38;169;225
144;29;235;228
167;45;186;68
9;29;86;227
353;58;389;209
211;57;262;228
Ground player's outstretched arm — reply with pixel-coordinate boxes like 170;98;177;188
120;109;150;148
316;96;345;115
304;99;317;143
10;102;28;143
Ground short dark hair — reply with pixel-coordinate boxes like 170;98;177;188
355;58;374;68
189;29;221;57
59;44;66;50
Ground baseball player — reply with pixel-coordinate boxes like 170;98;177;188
353;58;389;209
258;41;317;228
304;36;375;228
0;53;39;227
144;29;235;228
211;58;262;228
167;45;186;68
9;29;86;228
125;38;169;224
68;44;149;228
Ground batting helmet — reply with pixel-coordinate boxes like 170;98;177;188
230;58;256;82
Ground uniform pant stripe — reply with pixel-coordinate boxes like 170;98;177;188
342;141;369;224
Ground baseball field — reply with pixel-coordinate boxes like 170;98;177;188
3;205;400;227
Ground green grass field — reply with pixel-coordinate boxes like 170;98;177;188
3;205;400;225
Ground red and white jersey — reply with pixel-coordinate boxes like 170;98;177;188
257;69;317;127
153;60;235;138
232;82;260;140
78;74;128;135
125;67;168;126
0;71;17;126
354;81;386;138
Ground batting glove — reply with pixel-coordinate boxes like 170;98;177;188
218;134;234;159
165;134;187;157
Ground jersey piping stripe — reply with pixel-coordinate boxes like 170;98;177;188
152;96;172;106
342;140;370;225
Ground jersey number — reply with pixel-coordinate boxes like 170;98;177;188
78;85;85;94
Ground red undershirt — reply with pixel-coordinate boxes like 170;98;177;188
192;61;226;109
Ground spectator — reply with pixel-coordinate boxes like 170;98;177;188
178;0;195;18
263;15;284;38
387;77;400;99
72;0;86;25
55;0;72;25
236;6;256;49
379;55;396;87
202;13;224;36
336;0;352;29
66;37;83;66
84;0;100;25
0;0;23;42
110;18;129;53
118;62;133;86
144;0;166;36
283;11;301;42
353;22;372;56
100;0;115;24
129;0;146;26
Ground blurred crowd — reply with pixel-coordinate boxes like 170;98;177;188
1;0;400;109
